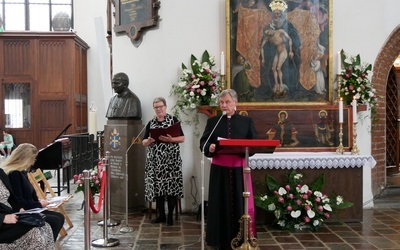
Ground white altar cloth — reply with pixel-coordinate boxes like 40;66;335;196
249;152;376;170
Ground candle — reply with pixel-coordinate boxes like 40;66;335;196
352;98;357;123
221;51;225;75
88;103;97;136
337;51;341;75
339;98;343;123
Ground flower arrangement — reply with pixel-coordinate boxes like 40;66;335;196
170;50;221;136
338;49;378;121
254;170;353;231
73;166;101;196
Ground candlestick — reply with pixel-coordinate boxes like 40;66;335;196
351;122;360;155
339;98;343;123
337;51;341;75
352;98;357;123
221;51;225;75
336;122;344;154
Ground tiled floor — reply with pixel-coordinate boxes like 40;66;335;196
54;176;400;250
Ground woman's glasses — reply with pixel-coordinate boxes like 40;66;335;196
153;105;165;110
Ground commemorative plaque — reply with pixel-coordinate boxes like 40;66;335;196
114;0;160;42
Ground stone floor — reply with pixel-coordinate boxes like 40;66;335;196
52;175;400;250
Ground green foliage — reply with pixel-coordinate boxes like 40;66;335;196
170;50;221;136
255;169;353;231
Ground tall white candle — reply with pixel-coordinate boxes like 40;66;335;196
88;103;97;136
221;51;225;75
352;98;357;123
337;51;341;75
339;98;343;123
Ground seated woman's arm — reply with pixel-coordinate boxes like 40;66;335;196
7;171;42;209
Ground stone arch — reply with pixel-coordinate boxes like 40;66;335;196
371;25;400;195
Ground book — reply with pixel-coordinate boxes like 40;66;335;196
150;122;182;142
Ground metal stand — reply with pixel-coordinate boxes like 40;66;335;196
83;170;91;250
336;122;344;154
92;152;120;247
97;151;120;227
231;147;259;250
351;122;360;155
120;140;138;233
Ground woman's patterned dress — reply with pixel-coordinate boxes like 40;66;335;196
144;114;184;201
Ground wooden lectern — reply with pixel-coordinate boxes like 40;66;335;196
216;139;279;250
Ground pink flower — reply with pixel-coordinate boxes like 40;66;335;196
197;89;202;93
349;85;354;90
274;190;279;195
324;213;330;219
315;197;321;202
304;204;311;210
345;73;351;79
317;205;323;211
302;194;309;200
73;174;78;181
304;217;310;223
285;185;291;191
191;75;196;79
212;73;217;78
287;206;293;211
205;69;210;73
208;81;214;86
95;180;100;185
212;86;216;90
200;81;205;86
361;73;366;78
289;193;294;199
76;180;82;185
296;199;302;205
278;197;285;203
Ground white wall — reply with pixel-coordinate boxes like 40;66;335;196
74;0;400;211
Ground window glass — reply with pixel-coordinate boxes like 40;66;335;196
52;0;71;4
30;4;50;31
4;4;24;31
30;0;49;3
5;0;24;3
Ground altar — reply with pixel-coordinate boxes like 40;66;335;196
249;152;376;223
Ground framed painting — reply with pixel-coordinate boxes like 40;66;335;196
235;105;352;152
226;0;332;105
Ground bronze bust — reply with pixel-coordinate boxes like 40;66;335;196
106;72;142;120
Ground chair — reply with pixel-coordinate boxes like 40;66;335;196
27;169;73;237
148;198;182;221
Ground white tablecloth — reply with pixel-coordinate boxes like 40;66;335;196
249;152;376;170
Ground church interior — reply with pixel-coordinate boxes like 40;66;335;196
2;0;400;249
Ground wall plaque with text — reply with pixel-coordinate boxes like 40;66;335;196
114;0;160;41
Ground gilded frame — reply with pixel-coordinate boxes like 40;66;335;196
226;0;333;105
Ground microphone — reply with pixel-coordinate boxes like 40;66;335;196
200;111;226;250
201;111;227;154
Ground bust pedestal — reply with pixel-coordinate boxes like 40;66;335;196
104;119;146;212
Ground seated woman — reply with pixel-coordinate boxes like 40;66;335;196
1;143;65;241
0;168;54;249
0;130;14;157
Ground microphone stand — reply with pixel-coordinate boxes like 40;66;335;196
201;111;225;250
120;125;147;233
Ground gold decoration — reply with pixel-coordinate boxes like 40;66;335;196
269;0;288;12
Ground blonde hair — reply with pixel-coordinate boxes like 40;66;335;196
1;143;38;174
